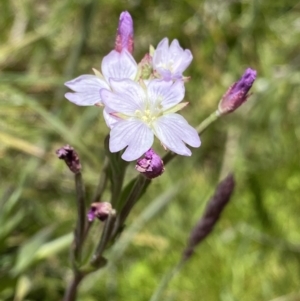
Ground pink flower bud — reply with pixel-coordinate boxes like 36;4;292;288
218;68;257;115
115;11;134;54
135;148;165;179
56;145;81;174
87;202;112;222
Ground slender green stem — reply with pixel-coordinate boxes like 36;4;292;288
110;164;127;210
92;157;109;203
91;211;116;266
63;272;84;301
118;176;148;225
111;175;149;239
74;172;86;264
104;135;128;209
196;110;220;134
149;260;186;301
82;221;92;244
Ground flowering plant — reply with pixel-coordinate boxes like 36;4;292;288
58;11;256;301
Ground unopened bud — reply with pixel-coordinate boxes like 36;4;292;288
56;145;81;174
218;68;257;115
115;11;134;54
136;148;165;179
87;202;112;222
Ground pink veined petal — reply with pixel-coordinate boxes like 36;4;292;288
101;50;137;81
122;123;154;161
174;49;193;74
109;79;146;110
153;38;169;69
64;75;109;106
153;38;193;80
109;119;153;161
169;40;192;76
153;114;200;156
156;37;169;51
103;107;120;129
109;121;130;152
147;80;185;111
100;88;141;116
153;119;191;156
169;39;184;63
161;114;201;147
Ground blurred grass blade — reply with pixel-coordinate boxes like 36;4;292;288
0;131;44;157
0;26;55;66
13;275;31;301
35;233;73;260
12;227;54;276
111;182;182;261
0;211;24;241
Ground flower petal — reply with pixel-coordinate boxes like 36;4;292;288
169;40;183;62
153;113;200;156
174;49;193;75
101;80;146;115
147;80;185;111
103;107;120;129
153;38;169;67
64;75;109;106
152;38;192;80
122;124;154;161
169;40;192;74
101;50;137;82
109;119;153;161
109;78;146;109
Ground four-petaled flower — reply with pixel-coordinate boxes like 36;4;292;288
152;38;193;81
100;79;201;161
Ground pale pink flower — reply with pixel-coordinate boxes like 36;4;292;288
100;79;200;161
152;38;193;81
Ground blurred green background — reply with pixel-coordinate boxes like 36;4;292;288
1;0;300;300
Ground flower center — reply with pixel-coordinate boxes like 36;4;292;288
134;97;164;126
135;109;157;125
